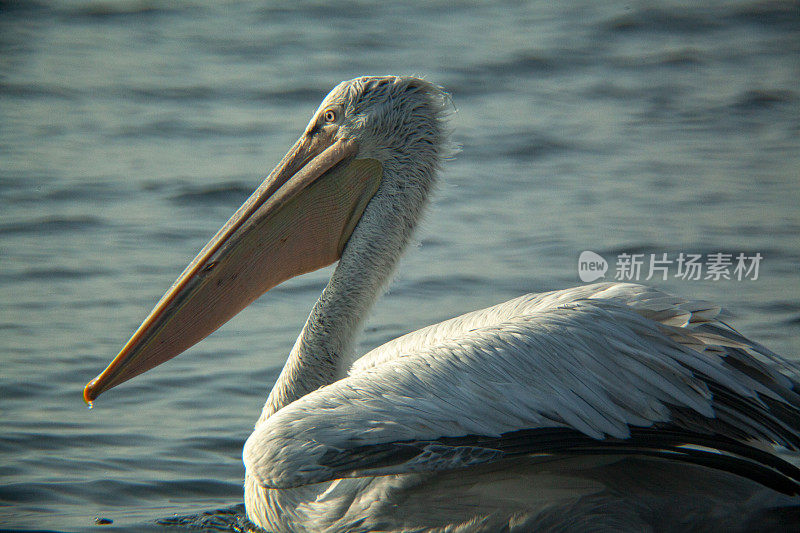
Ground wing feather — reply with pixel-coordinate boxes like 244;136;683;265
244;283;800;491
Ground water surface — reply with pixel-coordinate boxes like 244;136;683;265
1;1;798;531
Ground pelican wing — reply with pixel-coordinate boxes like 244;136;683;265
244;283;800;490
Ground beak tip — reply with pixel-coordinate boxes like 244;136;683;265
83;377;102;404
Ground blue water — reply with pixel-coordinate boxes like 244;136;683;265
1;1;798;531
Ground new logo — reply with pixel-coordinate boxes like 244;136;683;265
578;251;608;282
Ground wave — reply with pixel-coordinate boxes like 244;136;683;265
169;181;252;206
0;215;105;235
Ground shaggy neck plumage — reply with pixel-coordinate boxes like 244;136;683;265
259;158;437;421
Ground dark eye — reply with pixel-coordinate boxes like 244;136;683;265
323;109;337;123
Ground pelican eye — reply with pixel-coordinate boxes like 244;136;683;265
323;109;337;123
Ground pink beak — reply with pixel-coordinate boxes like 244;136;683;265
84;132;382;403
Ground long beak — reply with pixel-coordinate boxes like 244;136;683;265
84;134;382;403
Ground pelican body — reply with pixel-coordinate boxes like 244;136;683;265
85;76;800;532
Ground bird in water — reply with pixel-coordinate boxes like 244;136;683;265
85;76;800;532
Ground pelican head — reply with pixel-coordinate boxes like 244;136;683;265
84;76;451;402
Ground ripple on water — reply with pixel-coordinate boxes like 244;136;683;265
0;215;106;235
169;182;253;207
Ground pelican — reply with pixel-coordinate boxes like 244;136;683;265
85;76;800;532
